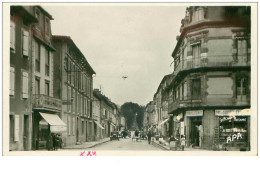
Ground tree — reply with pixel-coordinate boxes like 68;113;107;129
120;102;145;130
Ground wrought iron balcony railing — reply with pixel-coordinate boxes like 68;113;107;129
32;94;62;111
173;55;250;75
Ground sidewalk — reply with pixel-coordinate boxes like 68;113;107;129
152;140;209;151
63;137;110;149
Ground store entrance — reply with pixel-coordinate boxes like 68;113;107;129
190;117;202;147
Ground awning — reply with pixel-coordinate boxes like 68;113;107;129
39;112;67;132
215;109;250;117
95;121;105;130
110;123;116;127
158;118;169;126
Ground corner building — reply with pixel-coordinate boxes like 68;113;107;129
168;6;251;151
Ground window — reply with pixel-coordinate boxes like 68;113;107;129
22;71;29;99
82;120;84;134
191;78;201;100
192;43;201;58
184;82;187;99
45;49;50;76
35;77;40;95
10;21;15;50
68;86;71;112
10;67;15;96
45;18;50;36
236;77;248;97
35;42;40;72
22;30;29;57
237;39;248;64
192;7;204;22
45;81;50;96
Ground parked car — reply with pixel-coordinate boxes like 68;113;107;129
110;131;120;141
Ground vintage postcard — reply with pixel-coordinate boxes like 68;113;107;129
2;2;258;156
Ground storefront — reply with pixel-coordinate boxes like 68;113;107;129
33;112;67;150
215;109;250;151
158;118;169;139
173;113;184;140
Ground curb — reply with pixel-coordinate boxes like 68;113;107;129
63;139;110;149
152;141;170;151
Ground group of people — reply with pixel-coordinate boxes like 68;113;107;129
47;133;63;151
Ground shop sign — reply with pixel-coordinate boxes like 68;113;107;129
51;126;67;132
219;117;247;123
226;133;243;143
186;110;203;117
215;109;250;117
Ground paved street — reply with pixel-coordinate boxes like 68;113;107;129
91;138;163;151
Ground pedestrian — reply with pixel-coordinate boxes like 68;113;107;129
52;133;57;151
147;130;152;144
180;135;186;151
47;133;53;151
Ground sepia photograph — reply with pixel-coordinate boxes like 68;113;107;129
2;2;257;156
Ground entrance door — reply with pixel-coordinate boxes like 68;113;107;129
190;117;202;147
94;123;97;141
85;122;88;142
76;117;79;142
23;115;28;150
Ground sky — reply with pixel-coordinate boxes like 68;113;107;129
43;4;187;106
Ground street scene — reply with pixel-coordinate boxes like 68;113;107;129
6;4;253;154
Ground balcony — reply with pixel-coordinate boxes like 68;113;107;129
168;99;202;113
32;94;62;111
173;55;250;75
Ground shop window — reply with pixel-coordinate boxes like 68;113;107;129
10;67;15;96
10;21;15;51
45;49;50;76
35;42;41;72
191;78;201;100
22;71;29;99
22;30;29;57
218;116;248;148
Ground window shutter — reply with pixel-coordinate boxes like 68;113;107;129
22;30;29;57
14;115;19;141
10;67;15;96
10;21;15;50
22;71;29;99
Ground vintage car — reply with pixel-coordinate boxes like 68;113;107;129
110;131;120;141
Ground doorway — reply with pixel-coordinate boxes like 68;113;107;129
76;117;79;142
190;117;202;147
23;115;28;151
85;121;88;141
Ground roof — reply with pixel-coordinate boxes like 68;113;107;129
154;74;173;97
93;89;115;109
52;35;96;74
37;6;54;20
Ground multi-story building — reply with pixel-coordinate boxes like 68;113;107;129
52;35;96;145
9;6;38;151
93;90;105;140
30;6;65;150
167;6;251;150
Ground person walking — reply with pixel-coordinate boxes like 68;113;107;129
180;135;186;151
147;130;152;144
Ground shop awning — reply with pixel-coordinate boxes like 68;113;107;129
215;109;250;117
95;121;105;130
110;123;116;127
39;112;67;132
158;118;169;126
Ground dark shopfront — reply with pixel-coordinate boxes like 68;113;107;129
215;109;250;151
32;111;67;150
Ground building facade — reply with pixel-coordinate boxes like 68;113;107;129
52;35;96;146
167;6;251;150
10;6;38;151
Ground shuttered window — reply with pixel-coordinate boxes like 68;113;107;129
22;30;29;57
22;72;29;99
10;21;15;50
14;115;19;142
10;67;15;96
